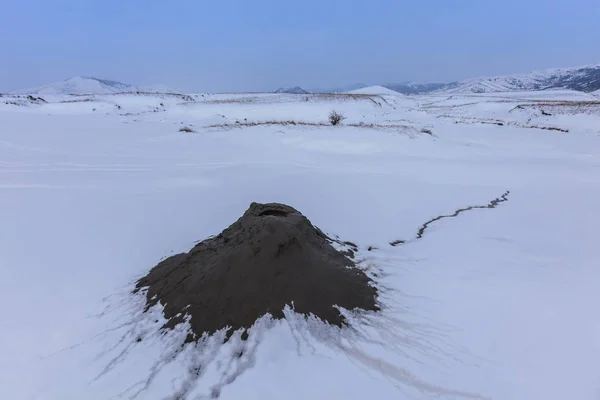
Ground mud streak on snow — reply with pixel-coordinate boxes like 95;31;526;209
390;191;510;246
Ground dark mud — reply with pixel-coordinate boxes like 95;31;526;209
135;202;379;341
390;190;510;246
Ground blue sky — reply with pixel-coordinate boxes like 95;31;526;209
1;0;599;92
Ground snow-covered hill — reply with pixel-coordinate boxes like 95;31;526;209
347;85;402;96
13;77;135;95
313;83;368;94
13;76;178;96
359;63;600;95
274;86;311;94
443;63;600;94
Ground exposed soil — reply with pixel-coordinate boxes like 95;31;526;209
135;202;379;341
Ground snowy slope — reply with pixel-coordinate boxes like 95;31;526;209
1;91;600;400
444;63;600;94
346;63;600;95
13;76;179;95
312;83;368;94
347;85;402;95
13;76;135;95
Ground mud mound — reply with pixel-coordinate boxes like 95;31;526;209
135;202;378;341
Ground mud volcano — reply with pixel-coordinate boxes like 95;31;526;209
135;202;379;341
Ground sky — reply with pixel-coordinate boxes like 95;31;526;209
1;0;599;93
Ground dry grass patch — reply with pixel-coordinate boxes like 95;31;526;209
207;120;328;129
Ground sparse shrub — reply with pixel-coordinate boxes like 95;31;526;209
328;110;345;126
179;126;194;133
420;128;433;135
26;95;47;103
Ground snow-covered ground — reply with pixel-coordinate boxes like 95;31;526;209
1;90;600;400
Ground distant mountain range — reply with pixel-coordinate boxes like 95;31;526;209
11;63;600;96
442;63;600;94
12;76;179;96
311;63;600;95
